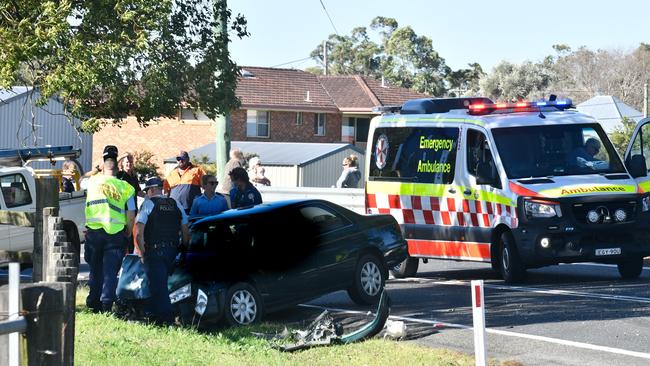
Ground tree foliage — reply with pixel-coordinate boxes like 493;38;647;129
133;150;160;183
609;117;637;157
311;17;480;97
0;0;249;133
479;59;554;101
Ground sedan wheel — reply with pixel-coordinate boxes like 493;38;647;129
224;283;264;326
348;254;387;306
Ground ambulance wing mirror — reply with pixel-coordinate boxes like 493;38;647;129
626;154;647;178
476;162;498;186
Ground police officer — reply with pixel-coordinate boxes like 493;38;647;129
228;167;262;208
135;177;189;325
85;145;136;313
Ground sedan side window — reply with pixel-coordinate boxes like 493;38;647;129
299;205;348;233
1;174;32;208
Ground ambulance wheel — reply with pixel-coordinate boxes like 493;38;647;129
498;231;526;283
224;282;264;326
390;257;419;278
617;257;643;279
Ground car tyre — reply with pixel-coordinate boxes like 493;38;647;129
390;257;419;278
617;257;643;279
348;254;387;305
224;282;264;326
499;231;526;283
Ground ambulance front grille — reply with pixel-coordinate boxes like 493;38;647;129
572;201;637;224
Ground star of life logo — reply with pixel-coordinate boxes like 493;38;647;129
375;134;389;170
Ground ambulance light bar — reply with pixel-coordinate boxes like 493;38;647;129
468;98;573;115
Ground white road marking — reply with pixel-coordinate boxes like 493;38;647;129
388;278;650;304
298;303;650;361
562;262;650;270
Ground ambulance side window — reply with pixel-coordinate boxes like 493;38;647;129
466;129;501;188
369;127;459;184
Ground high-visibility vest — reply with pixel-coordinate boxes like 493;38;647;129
85;175;135;234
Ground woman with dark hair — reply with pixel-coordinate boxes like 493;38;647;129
228;167;262;208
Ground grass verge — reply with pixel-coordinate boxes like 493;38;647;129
74;286;485;366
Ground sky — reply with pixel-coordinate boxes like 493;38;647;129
229;0;649;72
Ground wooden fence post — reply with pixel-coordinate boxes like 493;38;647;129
21;282;69;366
32;176;59;282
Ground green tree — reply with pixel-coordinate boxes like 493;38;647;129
479;60;554;101
311;17;456;96
191;154;217;176
446;63;485;97
133;150;160;183
609;117;636;157
0;1;249;133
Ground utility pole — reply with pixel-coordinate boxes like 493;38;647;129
323;40;328;76
643;83;648;118
215;0;231;186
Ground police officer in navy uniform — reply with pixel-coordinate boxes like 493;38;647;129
228;167;263;208
135;177;189;325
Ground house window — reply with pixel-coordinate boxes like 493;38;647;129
314;113;326;136
296;112;303;125
247;110;270;138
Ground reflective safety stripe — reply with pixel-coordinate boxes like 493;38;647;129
366;181;515;207
638;180;650;193
86;217;126;225
378;117;485;126
408;239;491;262
538;184;636;197
86;199;126;214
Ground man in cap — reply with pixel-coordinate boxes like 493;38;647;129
84;145;136;312
136;177;189;325
163;150;205;214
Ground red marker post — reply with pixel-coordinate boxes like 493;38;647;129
471;280;487;366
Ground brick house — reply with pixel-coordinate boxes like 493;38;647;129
92;66;427;169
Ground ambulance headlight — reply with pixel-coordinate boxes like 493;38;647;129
524;199;561;218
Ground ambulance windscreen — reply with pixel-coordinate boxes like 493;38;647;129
368;127;459;184
491;123;626;179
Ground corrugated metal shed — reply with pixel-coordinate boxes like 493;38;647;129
164;141;365;188
0;86;93;171
576;96;644;134
0;87;93;172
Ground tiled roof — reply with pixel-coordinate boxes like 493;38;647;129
236;67;429;114
317;76;379;112
361;76;429;106
237;67;338;112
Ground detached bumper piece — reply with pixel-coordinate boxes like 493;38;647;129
273;290;391;352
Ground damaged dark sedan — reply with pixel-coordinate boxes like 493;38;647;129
168;199;407;326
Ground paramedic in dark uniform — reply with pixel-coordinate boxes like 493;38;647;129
135;177;189;325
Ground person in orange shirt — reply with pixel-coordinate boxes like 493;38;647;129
163;150;205;214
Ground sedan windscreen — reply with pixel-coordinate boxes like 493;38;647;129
491;123;626;179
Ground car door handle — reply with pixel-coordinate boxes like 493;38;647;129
463;189;472;195
448;187;456;194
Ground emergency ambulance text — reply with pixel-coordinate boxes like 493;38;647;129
417;160;452;173
419;137;454;151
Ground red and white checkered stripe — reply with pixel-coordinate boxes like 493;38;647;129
366;193;518;228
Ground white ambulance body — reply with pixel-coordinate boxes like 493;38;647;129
365;98;650;282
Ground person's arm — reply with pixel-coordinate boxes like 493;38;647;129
189;197;200;217
163;178;171;196
135;200;153;257
124;193;136;237
336;170;348;188
180;224;190;247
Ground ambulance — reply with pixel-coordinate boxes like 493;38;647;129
365;97;650;282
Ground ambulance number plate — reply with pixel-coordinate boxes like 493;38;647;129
595;248;621;256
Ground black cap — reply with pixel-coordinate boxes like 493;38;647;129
102;145;118;161
144;177;163;191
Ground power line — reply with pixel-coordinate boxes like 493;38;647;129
319;0;339;36
270;57;314;68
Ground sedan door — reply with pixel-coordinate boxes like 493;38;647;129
296;203;361;292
